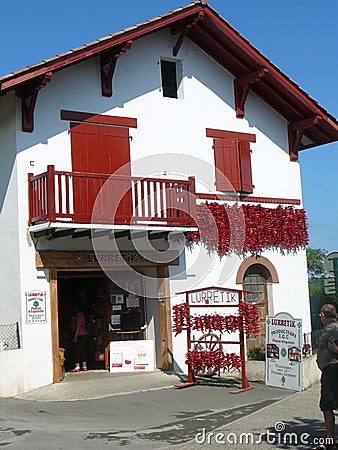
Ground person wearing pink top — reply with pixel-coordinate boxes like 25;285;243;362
69;305;88;372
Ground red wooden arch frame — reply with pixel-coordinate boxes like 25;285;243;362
174;286;255;394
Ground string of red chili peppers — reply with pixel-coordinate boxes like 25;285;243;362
172;302;260;336
185;350;242;373
172;303;191;334
186;202;309;255
238;302;260;336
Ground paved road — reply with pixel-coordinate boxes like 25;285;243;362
0;372;296;449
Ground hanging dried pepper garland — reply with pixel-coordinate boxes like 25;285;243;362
172;303;191;334
238;302;260;335
187;202;309;255
172;302;259;336
185;350;242;373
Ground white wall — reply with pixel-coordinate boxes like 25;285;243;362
168;245;310;374
1;27;310;394
16;30;302;199
0;93;25;396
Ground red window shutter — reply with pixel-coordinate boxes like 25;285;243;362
239;140;253;194
70;122;133;220
71;123;131;176
213;138;241;192
70;123;101;173
100;126;131;176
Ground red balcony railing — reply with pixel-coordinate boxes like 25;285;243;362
28;165;196;227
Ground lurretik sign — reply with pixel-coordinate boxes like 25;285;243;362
265;312;302;391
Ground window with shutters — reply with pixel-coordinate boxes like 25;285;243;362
206;128;256;194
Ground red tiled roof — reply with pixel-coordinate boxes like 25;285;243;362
0;1;337;148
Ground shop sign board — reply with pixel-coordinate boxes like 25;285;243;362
36;250;179;269
265;312;302;391
25;290;47;324
110;340;155;373
188;288;239;306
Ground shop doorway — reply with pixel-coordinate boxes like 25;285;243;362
58;274;107;371
57;272;147;372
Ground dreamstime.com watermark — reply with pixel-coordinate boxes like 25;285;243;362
195;422;334;446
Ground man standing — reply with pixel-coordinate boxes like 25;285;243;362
314;304;338;450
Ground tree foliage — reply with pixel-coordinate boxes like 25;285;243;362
306;248;328;278
306;248;337;331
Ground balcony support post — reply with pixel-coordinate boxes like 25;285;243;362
47;165;56;222
28;173;34;226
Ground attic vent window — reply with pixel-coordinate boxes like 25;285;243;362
160;60;178;98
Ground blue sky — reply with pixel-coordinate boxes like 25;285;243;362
1;0;337;252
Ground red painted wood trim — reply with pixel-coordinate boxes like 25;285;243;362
288;115;322;161
47;165;56;221
197;193;301;205
28;173;34;226
0;6;203;92
204;7;331;120
206;128;256;142
234;67;268;118
173;11;204;57
100;40;133;97
60;110;137;128
240;195;300;205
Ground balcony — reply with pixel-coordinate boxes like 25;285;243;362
28;165;197;229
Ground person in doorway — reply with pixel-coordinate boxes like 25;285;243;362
69;304;88;373
313;303;338;450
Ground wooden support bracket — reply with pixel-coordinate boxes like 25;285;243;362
173;11;204;57
234;67;268;118
288;115;322;161
19;72;52;132
100;40;132;97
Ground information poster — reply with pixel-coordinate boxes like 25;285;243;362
110;340;155;373
25;290;47;323
265;312;302;391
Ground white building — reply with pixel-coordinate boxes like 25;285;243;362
0;1;337;397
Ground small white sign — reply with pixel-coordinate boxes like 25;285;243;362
188;289;239;306
265;312;302;391
110;340;155;373
126;295;140;308
25;290;47;324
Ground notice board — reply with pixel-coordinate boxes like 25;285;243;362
265;312;302;391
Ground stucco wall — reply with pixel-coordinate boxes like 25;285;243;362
0;93;25;396
1;28;309;395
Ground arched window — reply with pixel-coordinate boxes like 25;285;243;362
243;264;271;339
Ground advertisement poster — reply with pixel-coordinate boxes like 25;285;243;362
25;290;47;324
265;312;302;391
110;340;155;373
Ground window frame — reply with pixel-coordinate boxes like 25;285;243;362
160;58;183;99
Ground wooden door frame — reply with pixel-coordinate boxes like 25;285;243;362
156;266;173;371
49;261;174;381
50;269;61;382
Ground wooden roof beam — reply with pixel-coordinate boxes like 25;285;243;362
234;67;268;118
288;115;322;161
172;11;204;57
109;230;130;240
50;229;74;239
72;230;91;239
17;72;52;132
100;40;132;97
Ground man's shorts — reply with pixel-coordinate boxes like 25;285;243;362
320;364;338;411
